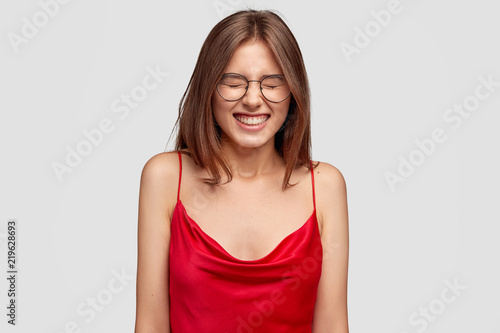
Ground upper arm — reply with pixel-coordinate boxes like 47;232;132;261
135;152;179;333
312;162;349;333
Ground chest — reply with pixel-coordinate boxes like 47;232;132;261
178;178;316;261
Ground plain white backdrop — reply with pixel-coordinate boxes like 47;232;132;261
1;0;499;332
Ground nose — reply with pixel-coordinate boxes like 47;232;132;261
242;81;263;108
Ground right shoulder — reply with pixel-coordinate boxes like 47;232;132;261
141;151;181;179
140;151;182;219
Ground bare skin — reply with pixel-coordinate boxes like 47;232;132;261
135;40;349;333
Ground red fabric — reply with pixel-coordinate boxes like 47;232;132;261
169;152;322;332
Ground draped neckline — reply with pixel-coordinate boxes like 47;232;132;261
174;199;318;263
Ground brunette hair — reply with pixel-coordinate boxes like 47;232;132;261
172;9;313;190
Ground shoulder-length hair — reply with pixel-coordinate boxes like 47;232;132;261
173;9;312;190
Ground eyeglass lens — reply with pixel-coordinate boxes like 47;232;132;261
217;73;290;102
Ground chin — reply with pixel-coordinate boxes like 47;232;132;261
226;134;274;150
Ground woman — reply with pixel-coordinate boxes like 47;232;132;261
135;9;349;333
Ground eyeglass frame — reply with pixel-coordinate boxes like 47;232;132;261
216;72;292;103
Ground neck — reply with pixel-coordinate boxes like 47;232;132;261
220;139;284;179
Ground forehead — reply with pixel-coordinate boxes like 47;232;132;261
224;39;283;76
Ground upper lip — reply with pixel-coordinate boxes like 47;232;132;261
233;113;270;117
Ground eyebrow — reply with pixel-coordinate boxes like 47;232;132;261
224;72;285;79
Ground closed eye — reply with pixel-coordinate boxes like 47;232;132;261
223;83;246;88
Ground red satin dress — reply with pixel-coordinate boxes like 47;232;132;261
169;152;323;332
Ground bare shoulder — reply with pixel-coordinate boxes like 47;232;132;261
142;151;180;177
140;151;181;219
312;160;347;195
311;161;348;232
141;151;180;187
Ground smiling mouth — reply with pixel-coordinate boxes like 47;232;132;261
233;114;270;126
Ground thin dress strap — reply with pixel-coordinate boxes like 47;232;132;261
177;151;182;202
310;160;316;211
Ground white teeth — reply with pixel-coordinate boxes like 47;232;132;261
234;115;269;126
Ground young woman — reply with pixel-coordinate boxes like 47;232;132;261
135;9;349;333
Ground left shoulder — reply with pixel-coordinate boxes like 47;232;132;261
311;161;348;233
311;160;347;196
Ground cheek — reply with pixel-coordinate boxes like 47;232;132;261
276;102;291;122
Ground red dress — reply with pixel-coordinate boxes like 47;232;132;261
169;152;322;332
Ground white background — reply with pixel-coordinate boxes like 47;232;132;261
1;0;499;332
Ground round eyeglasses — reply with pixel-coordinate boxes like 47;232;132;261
216;73;291;103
